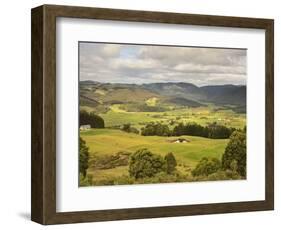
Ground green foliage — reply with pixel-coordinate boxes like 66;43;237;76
173;122;235;139
129;149;166;179
164;152;177;174
91;172;191;186
140;121;235;139
207;124;234;139
194;169;241;181
191;157;221;177
80;110;105;128
92;151;131;170
141;122;171;136
173;122;208;137
79;137;89;177
121;123;139;134
230;159;238;172
222;130;246;177
79;173;93;186
122;123;131;132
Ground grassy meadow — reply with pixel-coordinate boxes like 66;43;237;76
81;128;228;184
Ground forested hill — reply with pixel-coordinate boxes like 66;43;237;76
80;81;246;108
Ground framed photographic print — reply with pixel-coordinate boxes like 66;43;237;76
31;4;274;225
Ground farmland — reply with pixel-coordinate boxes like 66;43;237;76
79;81;247;186
81;129;228;184
81;104;246;130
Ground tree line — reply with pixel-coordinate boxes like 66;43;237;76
80;110;105;128
141;122;236;139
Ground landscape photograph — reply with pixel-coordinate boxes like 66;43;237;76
78;42;247;186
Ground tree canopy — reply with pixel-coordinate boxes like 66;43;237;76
192;157;221;177
80;110;105;128
173;122;235;139
165;152;177;174
222;130;246;177
129;149;166;179
79;137;89;177
141;122;171;136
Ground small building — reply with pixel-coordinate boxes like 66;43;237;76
168;138;190;143
80;124;91;130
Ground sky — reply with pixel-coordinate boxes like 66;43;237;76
79;42;246;86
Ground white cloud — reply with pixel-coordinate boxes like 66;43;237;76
79;43;246;86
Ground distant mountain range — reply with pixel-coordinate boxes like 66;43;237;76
141;82;246;106
80;81;246;111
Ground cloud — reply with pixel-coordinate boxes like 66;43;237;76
79;42;246;86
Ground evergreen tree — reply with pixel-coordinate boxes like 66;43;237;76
79;137;89;177
164;152;177;174
222;131;246;177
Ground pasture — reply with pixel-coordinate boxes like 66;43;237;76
81;128;228;183
97;104;246;129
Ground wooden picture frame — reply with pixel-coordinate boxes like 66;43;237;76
31;4;274;225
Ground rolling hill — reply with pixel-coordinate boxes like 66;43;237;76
80;81;246;109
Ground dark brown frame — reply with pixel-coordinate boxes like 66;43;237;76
31;4;274;225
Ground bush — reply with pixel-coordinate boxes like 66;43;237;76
191;157;221;177
80;110;105;128
79;137;89;177
141;122;171;136
92;151;131;169
133;171;192;184
194;170;241;181
79;173;93;186
164;152;177;174
113;175;135;185
129;149;166;179
121;123;139;134
222;131;246;177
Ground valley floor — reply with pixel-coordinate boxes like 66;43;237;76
81;128;229;185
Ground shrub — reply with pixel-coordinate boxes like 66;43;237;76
191;157;221;177
129;149;166;179
92;151;131;169
121;123;139;134
134;171;191;184
79;137;89;177
113;175;135;185
222;131;246;177
79;173;93;186
164;152;177;174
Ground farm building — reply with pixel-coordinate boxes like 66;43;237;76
80;124;91;130
168;138;190;143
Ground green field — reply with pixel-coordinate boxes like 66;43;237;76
81;104;246;130
106;106;245;129
81;128;228;183
79;81;246;185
